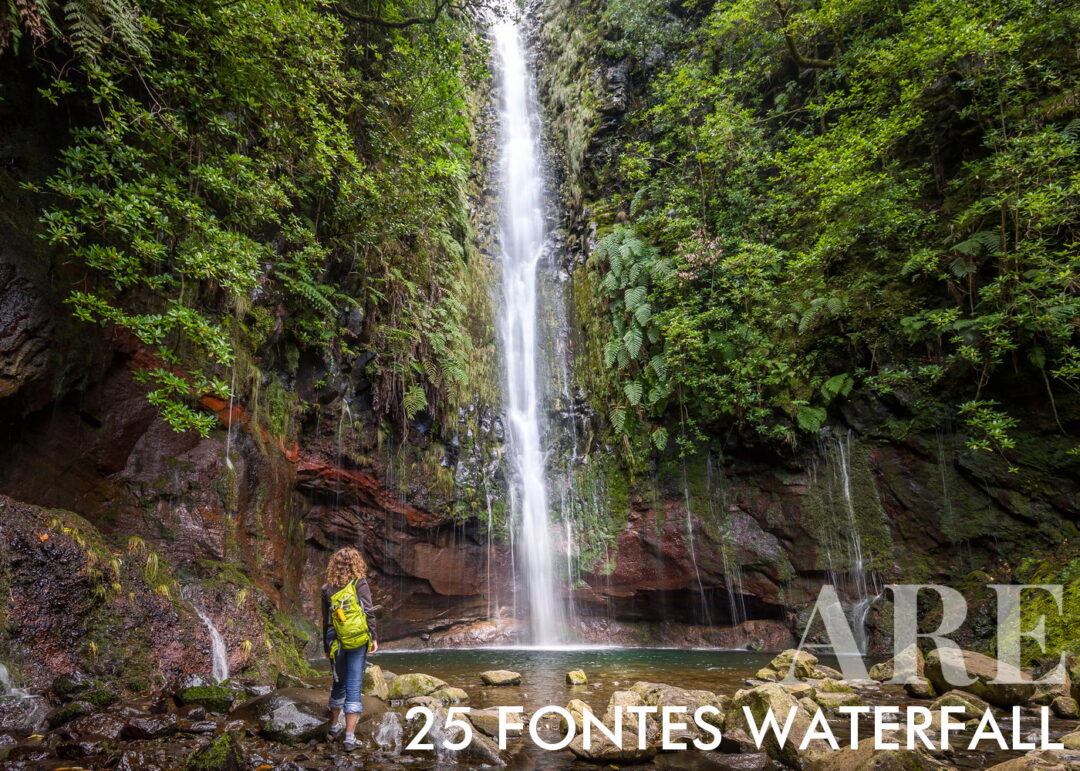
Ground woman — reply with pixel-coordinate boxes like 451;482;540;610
322;547;378;751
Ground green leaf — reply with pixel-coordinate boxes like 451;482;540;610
820;373;854;402
624;327;643;359
796;405;827;432
624;380;643;405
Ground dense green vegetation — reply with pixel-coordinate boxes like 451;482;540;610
2;0;496;437
570;0;1079;457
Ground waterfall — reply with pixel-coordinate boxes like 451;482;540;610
0;661;47;731
493;21;562;645
194;607;230;682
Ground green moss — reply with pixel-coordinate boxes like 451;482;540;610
185;732;244;771
82;687;118;708
179;685;236;714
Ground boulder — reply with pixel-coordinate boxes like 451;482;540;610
985;749;1080;770
431;686;469;704
62;711;127;742
755;667;779;682
811;665;845;680
479;670;521;686
768;649;819;680
568;731;657;764
403;706;508;765
725;683;832;769
179;685;236;714
388;673;448;700
924;649;1037;707
904;677;936;699
45;700;94;729
470;707;511;738
627;681;725;730
1061;731;1080;751
813;691;863;710
805;739;947;770
1051;696;1079;720
275;673;314;690
813;678;854;694
566;670;588;686
781;682;816;700
121;713;179;740
233;688;343;744
184;732;245;771
928;690;990;728
363;664;390;701
868;645;925;682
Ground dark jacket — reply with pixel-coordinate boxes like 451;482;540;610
321;578;377;655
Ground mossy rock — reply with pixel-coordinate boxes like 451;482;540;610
185;732;245;771
179;685;236;714
82;688;118;708
388;673;447;700
46;700;94;728
565;670;588;686
431;686;469;704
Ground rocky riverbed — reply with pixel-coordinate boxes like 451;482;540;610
0;647;1077;769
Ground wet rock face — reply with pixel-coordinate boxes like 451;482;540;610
0;256;51;403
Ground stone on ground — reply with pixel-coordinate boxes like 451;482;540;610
869;645;925;682
388;672;448;700
479;670;521;686
725;682;831;768
566;669;588;685
431;686;469;704
1051;696;1079;720
768;649;819;680
924;649;1037;707
184;732;245;771
805;738;947;770
363;663;390;701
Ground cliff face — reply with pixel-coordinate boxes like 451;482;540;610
527;0;1080;653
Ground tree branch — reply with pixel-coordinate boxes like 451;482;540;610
774;1;834;69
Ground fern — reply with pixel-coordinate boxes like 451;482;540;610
402;384;427;420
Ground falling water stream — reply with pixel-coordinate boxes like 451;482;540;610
194;606;230;682
493;20;561;644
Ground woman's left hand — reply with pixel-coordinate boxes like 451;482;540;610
369;639;379;654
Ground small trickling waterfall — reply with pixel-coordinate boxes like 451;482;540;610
813;431;884;653
493;20;562;644
0;661;46;731
194;607;230;682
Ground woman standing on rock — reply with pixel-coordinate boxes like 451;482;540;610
323;547;378;751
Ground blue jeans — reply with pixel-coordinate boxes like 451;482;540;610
329;643;368;714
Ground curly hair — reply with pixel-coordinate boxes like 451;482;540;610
326;547;367;587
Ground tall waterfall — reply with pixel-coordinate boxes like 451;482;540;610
493;20;561;644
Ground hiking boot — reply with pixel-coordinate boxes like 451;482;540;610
343;735;359;751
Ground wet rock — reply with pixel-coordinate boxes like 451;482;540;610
0;694;48;733
904;677;936;699
182;720;219;734
1061;731;1080;750
755;667;779;681
672;751;772;770
813;678;854;694
627;681;725;734
813;691;863;710
405;695;442;710
566;670;588;685
768;649;818;680
805;739;947;769
56;738;105;759
179;685;236;714
718;727;760;754
63;710;127;741
184;731;245;771
929;689;992;722
925;649;1037;707
185;706;208;720
3;741;54;762
568;731;658;764
726;683;831;768
811;665;844;680
869;645;925;682
115;749;170;771
985;749;1080;770
363;664;390;701
233;688;376;745
431;686;469;704
51;672;95;701
1051;696;1079;719
471;707;520;738
388;672;448;700
45;699;94;728
780;682;815;700
480;670;521;686
122;712;179;740
275;673;314;690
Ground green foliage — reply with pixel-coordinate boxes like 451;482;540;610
581;0;1080;452
12;0;491;436
590;226;672;448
